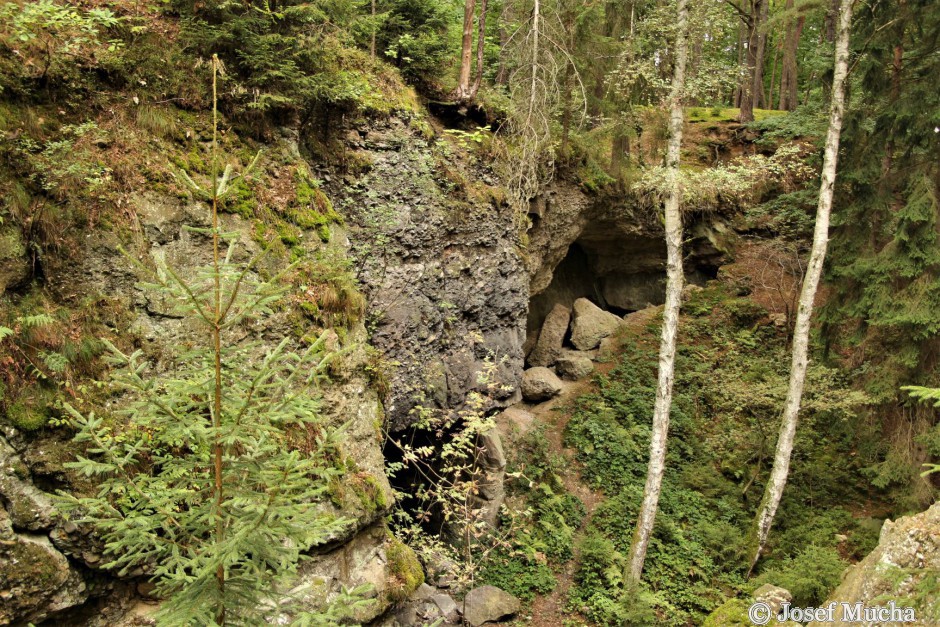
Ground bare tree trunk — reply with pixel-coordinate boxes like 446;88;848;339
469;0;489;99
824;0;839;42
457;0;477;100
560;5;577;154
751;0;769;109
739;0;764;122
768;37;779;112
734;17;746;107
561;58;575;153
779;0;805;111
748;0;853;576
627;0;689;583
527;0;540;125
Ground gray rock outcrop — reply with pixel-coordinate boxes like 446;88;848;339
0;131;399;624
336;117;526;431
570;298;622;350
528;303;570;367
521;367;563;402
472;428;507;529
0;506;87;625
808;502;940;625
555;351;594;380
462;585;521;627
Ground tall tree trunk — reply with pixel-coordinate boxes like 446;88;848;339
469;0;489;99
779;0;805;111
768;37;779;112
739;0;764;122
457;0;477;100
560;6;577;154
561;59;575;154
734;18;746;107
748;0;853;576
526;0;540;125
627;0;689;583
751;0;769;109
210;54;227;627
824;0;839;42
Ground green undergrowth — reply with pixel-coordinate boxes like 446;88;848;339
476;424;586;602
514;283;885;626
687;107;788;124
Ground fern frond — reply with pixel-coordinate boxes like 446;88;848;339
901;385;940;407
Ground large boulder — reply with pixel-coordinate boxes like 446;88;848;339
807;502;940;625
555;351;594;380
472;428;507;529
528;304;570;367
521;367;563;402
462;585;521;627
570;298;622;350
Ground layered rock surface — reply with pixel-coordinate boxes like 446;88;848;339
335;116;527;431
808;502;940;625
0;131;399;624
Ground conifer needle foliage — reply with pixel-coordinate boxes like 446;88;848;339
57;57;365;626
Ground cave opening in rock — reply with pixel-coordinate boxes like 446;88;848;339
526;226;720;362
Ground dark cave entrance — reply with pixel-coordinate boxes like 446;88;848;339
526;228;720;355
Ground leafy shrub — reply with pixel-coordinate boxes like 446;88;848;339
477;547;556;602
568;532;657;627
754;545;847;606
0;0;119;93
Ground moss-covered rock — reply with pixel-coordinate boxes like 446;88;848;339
0;507;87;624
385;535;424;603
703;598;753;626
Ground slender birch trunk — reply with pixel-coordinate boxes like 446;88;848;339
627;0;689;583
749;0;853;576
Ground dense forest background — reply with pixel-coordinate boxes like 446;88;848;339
0;0;938;625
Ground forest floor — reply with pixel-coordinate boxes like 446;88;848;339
519;308;661;627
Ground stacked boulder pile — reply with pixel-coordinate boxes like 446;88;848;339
521;298;627;402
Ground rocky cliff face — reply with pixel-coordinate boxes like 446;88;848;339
0;130;405;624
334;117;734;433
331;115;528;431
809;502;940;625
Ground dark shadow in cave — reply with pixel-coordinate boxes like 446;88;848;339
526;229;720;357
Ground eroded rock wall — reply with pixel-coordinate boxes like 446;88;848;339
0;132;400;624
332;116;527;431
